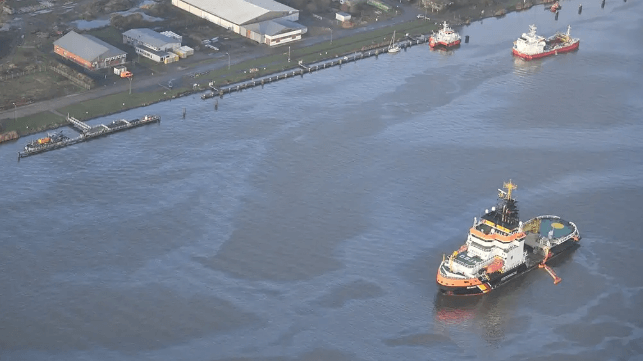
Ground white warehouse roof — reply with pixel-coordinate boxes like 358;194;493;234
178;0;298;25
123;28;179;48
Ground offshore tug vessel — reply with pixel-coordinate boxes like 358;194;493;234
429;21;461;49
436;181;580;296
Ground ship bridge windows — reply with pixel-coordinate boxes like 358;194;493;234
470;242;493;252
476;223;508;237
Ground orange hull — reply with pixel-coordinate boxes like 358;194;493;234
436;270;482;287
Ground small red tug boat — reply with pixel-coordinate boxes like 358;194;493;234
429;21;461;49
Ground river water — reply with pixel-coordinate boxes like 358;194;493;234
2;1;642;360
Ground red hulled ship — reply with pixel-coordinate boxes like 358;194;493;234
429;21;461;49
512;24;580;60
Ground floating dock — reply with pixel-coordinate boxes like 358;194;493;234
18;114;160;159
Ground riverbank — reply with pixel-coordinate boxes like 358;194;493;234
0;0;558;142
0;20;439;140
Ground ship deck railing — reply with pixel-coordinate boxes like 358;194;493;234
527;215;580;244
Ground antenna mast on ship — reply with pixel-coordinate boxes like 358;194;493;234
502;180;517;200
495;180;520;227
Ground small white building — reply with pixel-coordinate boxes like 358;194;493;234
336;12;351;22
244;18;307;46
113;65;127;75
135;47;179;64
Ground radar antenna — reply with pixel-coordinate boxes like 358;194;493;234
502;180;517;200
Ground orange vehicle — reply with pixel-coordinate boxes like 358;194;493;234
120;71;133;78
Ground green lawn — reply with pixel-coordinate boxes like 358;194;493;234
56;87;187;121
1;111;66;136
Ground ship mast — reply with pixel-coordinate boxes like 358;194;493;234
502;180;517;200
493;180;520;228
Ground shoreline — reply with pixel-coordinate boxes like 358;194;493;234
0;0;555;144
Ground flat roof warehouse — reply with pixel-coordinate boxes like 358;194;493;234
172;0;307;46
178;0;297;25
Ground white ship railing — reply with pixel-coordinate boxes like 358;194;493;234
528;215;580;244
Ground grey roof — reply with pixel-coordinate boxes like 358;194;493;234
245;18;307;36
178;0;297;25
123;28;179;49
336;11;351;17
54;31;126;62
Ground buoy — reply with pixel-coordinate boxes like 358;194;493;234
465;35;470;43
182;107;186;118
578;4;582;13
215;100;218;111
555;10;559;19
601;0;605;8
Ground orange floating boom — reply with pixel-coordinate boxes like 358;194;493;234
539;264;562;284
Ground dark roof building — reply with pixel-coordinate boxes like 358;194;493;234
54;31;127;70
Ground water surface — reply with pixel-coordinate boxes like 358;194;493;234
1;1;642;360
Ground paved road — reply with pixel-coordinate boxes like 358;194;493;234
0;3;424;121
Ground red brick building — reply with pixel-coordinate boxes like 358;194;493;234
53;31;127;70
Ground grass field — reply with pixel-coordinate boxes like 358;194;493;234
56;87;186;121
0;111;66;136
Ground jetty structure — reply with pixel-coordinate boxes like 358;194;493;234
18;114;160;159
206;34;429;98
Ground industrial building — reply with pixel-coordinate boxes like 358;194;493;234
53;31;127;70
122;28;181;51
171;0;307;46
123;28;184;64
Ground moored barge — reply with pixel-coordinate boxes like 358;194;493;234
18;115;160;159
